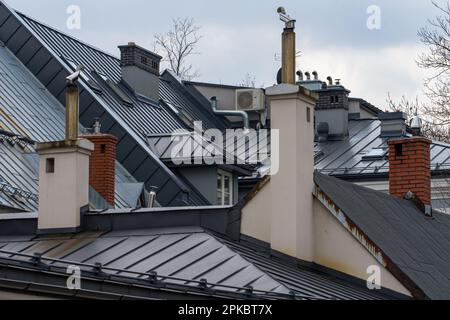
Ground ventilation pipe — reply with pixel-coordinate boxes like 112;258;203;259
65;66;84;141
296;70;304;81
210;97;250;131
327;76;333;85
312;71;318;80
148;186;158;208
410;115;423;137
278;7;296;84
305;72;311;81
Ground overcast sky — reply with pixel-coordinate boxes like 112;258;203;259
4;0;443;109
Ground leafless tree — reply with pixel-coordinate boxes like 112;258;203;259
417;1;450;128
387;93;450;142
154;18;202;81
239;73;256;88
388;0;450;142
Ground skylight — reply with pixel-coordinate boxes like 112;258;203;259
94;72;134;107
361;148;387;161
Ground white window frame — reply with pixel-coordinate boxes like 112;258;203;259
217;169;233;206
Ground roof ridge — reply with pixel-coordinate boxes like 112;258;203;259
16;11;120;62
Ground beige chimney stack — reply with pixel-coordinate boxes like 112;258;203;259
266;84;318;261
37;71;94;234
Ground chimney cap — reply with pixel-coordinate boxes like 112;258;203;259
378;112;407;121
118;43;163;60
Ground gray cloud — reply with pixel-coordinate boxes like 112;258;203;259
5;0;442;108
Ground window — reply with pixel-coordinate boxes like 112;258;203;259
46;158;55;173
306;107;311;123
217;170;233;206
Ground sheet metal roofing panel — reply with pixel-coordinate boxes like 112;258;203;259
19;12;225;134
0;227;390;299
315;172;450;299
0;141;37;212
1;9;210;206
0;45;65;142
0;44;144;209
220;237;388;300
315;119;450;177
81;69;183;136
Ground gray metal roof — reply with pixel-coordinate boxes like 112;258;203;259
147;133;255;174
0;44;146;210
0;226;390;300
0;4;237;206
17;11;227;133
0;138;38;212
0;3;211;206
315;172;450;300
315;119;450;178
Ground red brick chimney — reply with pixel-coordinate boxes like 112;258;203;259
82;131;118;206
388;137;432;205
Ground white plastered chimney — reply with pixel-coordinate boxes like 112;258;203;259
36;72;94;234
266;84;317;261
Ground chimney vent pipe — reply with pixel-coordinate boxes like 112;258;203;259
148;186;158;208
278;7;296;84
305;72;311;81
65;67;84;141
327;76;333;85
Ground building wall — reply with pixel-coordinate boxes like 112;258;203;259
241;180;271;243
194;85;236;110
240;181;412;296
178;166;239;205
313;198;412;296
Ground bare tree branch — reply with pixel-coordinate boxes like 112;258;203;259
154;18;202;81
387;1;450;142
386;93;450;142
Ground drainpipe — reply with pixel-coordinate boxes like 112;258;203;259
210;97;250;131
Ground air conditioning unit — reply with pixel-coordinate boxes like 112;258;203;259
235;89;265;111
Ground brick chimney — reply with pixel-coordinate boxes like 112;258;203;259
82;126;118;206
388;137;432;206
119;42;162;101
